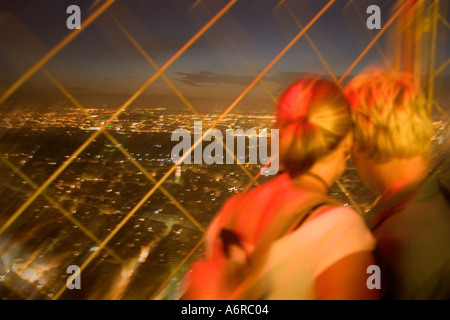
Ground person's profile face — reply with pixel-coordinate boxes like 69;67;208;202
337;133;353;178
351;145;378;192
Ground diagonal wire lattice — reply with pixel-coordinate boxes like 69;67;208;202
151;0;433;299
0;0;447;300
0;0;238;238
150;0;449;299
0;0;238;299
53;0;337;300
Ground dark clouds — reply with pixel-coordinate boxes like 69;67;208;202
175;71;253;87
174;70;330;89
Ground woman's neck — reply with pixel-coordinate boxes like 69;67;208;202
290;171;330;195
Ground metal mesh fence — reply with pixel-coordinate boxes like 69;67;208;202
0;0;448;300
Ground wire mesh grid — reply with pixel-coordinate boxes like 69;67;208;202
0;0;448;300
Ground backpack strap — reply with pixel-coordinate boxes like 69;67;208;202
227;192;341;299
250;192;340;263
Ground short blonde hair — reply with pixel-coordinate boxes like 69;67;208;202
345;70;433;162
277;77;352;177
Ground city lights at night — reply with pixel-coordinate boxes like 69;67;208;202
0;0;448;303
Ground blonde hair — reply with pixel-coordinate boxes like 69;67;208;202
345;70;433;162
277;77;352;177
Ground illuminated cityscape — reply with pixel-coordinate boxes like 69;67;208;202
0;106;281;299
0;106;447;299
0;0;448;301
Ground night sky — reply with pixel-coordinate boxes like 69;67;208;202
0;0;448;112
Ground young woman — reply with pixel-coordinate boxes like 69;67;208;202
184;77;378;300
